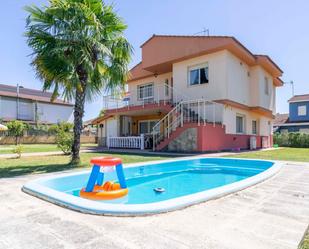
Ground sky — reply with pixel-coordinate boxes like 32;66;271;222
1;0;309;120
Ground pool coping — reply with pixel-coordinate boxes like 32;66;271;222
22;157;283;216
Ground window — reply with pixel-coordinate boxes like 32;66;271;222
264;77;269;95
252;120;257;135
137;83;154;100
189;65;209;86
138;120;158;134
298;105;307;116
236;114;245;134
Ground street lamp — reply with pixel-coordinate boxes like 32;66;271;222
283;80;294;96
16;84;24;120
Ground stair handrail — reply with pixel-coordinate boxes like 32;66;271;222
152;98;223;151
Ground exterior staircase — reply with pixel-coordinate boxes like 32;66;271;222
152;99;223;151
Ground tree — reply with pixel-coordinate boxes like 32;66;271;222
25;0;132;164
99;109;105;117
6;120;27;145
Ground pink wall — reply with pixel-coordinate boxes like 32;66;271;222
197;123;268;151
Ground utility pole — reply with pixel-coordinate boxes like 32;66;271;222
16;84;20;120
283;81;294;96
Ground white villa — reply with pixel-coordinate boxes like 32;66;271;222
92;35;283;152
0;83;73;125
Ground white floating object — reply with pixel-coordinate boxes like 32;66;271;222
154;187;165;193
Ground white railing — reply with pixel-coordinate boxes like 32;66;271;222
102;83;189;111
107;134;145;150
152;99;224;150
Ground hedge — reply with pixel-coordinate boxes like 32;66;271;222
274;132;309;148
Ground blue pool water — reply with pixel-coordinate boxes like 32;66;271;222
41;158;274;205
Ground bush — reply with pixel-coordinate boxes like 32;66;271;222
47;124;60;134
55;129;73;155
274;132;309;148
48;122;73;134
12;145;23;158
6;120;27;145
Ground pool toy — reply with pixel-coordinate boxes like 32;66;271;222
80;157;128;200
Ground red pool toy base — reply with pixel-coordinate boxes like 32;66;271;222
80;183;128;200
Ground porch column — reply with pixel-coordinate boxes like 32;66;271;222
140;134;145;150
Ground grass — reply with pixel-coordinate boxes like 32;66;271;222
0;152;173;178
0;143;97;154
225;147;309;162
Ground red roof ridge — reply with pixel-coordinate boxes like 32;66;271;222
140;34;236;48
288;94;309;102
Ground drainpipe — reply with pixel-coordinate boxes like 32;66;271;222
16;84;20;120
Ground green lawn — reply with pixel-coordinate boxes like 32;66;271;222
0;152;172;178
0;143;97;154
225;147;309;162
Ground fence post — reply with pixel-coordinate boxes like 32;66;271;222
181;104;184;127
107;136;110;148
198;100;200;126
140;134;144;150
153;132;155;151
213;103;215;127
204;101;206;126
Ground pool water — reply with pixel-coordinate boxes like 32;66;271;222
23;157;279;215
43;158;272;205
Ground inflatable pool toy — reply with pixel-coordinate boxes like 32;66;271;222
80;157;128;200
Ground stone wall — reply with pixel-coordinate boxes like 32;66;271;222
167;128;197;152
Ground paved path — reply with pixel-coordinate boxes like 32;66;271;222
0;146;279;159
0;161;308;249
0;148;98;159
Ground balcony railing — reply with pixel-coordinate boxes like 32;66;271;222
107;134;145;150
102;83;189;111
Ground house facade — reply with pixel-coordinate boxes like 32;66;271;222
93;35;283;152
274;94;309;133
0;84;73;125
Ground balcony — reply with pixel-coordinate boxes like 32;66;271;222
102;83;187;115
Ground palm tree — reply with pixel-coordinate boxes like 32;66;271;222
25;0;132;164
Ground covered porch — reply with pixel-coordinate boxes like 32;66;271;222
93;107;169;149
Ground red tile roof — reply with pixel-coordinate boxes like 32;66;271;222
128;35;283;83
274;113;289;126
0;84;73;106
288;94;309;103
128;62;153;82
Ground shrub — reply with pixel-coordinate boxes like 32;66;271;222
55;129;73;155
6;120;27;145
58;122;73;132
47;124;59;134
48;122;73;134
274;132;309;148
13;144;23;158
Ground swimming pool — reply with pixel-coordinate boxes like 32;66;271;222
22;157;281;216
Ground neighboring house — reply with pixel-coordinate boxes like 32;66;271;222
274;94;309;133
0;83;73;125
92;35;283;152
83;118;97;135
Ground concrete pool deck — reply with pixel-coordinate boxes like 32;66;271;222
0;160;309;249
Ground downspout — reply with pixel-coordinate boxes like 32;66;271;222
16;84;19;120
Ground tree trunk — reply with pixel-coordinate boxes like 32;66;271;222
71;66;87;165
